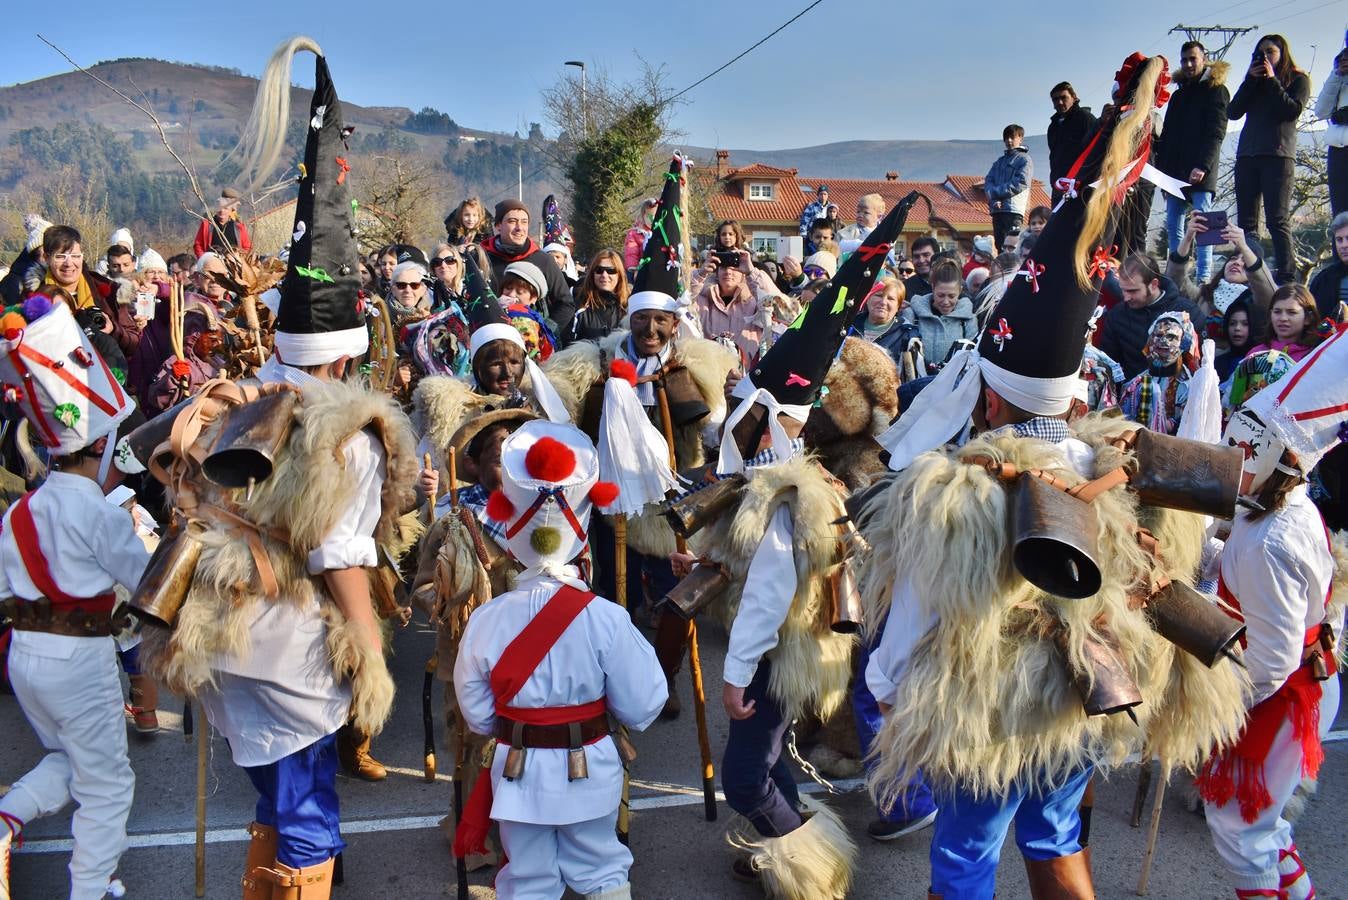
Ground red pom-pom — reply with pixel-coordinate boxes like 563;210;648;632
485;489;515;522
589;481;620;508
609;359;638;387
3;328;20;342
524;436;576;482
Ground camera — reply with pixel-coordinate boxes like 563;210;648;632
714;250;741;268
74;307;109;336
1251;50;1265;64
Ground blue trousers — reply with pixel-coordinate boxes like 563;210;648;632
930;767;1092;899
1165;190;1214;282
117;644;141;676
243;732;345;868
722;659;803;837
852;638;936;823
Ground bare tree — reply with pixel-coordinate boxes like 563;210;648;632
357;155;449;254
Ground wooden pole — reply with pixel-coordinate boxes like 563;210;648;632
655;378;717;822
194;704;206;898
613;512;631;844
1136;767;1167;895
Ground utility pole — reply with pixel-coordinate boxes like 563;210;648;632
565;61;587;140
1167;24;1257;60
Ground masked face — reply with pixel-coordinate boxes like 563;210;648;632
1223;407;1287;496
1147;319;1184;367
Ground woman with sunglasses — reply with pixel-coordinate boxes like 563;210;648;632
428;243;465;312
387;260;432;319
566;249;630;344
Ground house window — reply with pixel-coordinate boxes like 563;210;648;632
747;182;775;201
751;232;778;256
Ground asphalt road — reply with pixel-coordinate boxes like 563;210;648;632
4;614;1346;899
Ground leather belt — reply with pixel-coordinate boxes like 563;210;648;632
1;596;124;638
494;713;610;749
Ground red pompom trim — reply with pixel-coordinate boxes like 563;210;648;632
609;359;638;387
589;481;620;507
524;436;576;482
486;490;515;522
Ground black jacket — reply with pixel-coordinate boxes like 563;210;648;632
1096;276;1202;380
1228;69;1311;158
480;236;577;337
1308;259;1348;320
565;292;625;345
1047;104;1098;186
1156;63;1230;195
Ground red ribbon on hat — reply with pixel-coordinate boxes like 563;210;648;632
1016;261;1046;293
1089;245;1120;280
505;486;586;543
856;242;892;264
989;318;1014;351
335;157;350;185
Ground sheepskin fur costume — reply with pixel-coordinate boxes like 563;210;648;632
856;414;1250;806
690;454;856;721
543;330;738;557
729;796;856;900
802;337;899;490
140;378;417;736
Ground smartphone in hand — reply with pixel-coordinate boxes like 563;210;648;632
1196;210;1229;247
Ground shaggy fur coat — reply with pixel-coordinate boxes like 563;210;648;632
856;415;1251;804
141;378;417;736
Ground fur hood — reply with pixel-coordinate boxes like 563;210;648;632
857;415;1249;802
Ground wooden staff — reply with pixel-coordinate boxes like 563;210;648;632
654;378;717;822
445;445;470;899
194;703;206;897
613;512;632;844
1136;767;1168;895
422;449;453;781
423;452;437;526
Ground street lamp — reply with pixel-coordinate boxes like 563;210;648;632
564;60;587;140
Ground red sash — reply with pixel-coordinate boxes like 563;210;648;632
8;493;115;613
453;585;600;858
1196;546;1334;824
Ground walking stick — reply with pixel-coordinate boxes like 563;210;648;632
444;447;470;899
1131;758;1153;828
422;654;437;782
182;697;194;738
613;512;633;845
1136;766;1168;895
1078;776;1095;847
194;703;206;898
654;378;717;822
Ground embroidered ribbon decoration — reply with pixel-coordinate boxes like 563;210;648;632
504;486;586;542
664;245;680;271
829;285;851;315
335;157;350;185
856;242;893;264
295;265;335;284
1088;245;1119;280
1016;261;1046;293
785;372;811;387
989;318;1014;351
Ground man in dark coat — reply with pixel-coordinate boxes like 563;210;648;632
1096;252;1201;379
1047;82;1098;206
1156;43;1231;283
479;200;576;339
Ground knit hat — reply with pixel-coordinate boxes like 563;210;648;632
972;235;994;258
542;242;578;282
270;41;368;366
494;198;528;225
627;153;688;317
802;251;838;279
109;228;134;255
718;191;922;474
487;419;617;570
502;260;547;302
880;52;1173;471
137;248;167;273
24;215;53;252
218;187;242;211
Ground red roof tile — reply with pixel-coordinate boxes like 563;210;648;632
725;163;799;180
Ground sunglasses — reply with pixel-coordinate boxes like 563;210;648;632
592;266;619;275
394;281;423;290
430;256;459;267
803;266;827;279
899;267;916;275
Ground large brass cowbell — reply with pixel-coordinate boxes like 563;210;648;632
1012;474;1102;600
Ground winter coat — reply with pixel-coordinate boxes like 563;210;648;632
0;248;40;307
1314;69;1348;148
694;280;762;368
565;291;626;344
1308;259;1348;321
623;226;651;271
193;216;252;258
1047;104;1098;187
23;264;142;360
1156;62;1230;195
899;293;978;369
1096;276;1202;380
1228;69;1311;158
480;236;576;338
984;147;1033;216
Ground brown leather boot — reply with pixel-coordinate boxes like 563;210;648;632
336;723;387;781
1024;848;1095;899
259;857;335;900
241;822;279;900
127;673;160;735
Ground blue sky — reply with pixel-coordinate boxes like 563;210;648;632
3;0;1343;148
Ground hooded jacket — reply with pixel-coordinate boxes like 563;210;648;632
1156;61;1230;195
899;293;978;370
984;146;1033;216
1314;68;1348;148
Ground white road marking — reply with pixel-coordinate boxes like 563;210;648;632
14;778;866;855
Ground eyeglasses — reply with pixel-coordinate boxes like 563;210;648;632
394;281;423;290
592;266;618;276
430;257;459;267
51;253;84;263
803;266;827;279
898;267;916;276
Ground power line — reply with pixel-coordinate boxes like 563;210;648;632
1261;0;1343;28
663;0;826;104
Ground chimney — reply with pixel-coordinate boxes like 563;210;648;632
716;149;730;179
885;171;899;181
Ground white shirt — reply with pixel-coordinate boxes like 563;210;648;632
201;361;386;766
454;571;666;825
865;435;1095;705
0;471;151;659
723;504;797;687
1218;485;1333;707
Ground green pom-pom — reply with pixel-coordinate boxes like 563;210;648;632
530;526;561;556
53;402;80;428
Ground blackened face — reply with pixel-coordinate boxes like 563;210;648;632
474;340;526;396
629;310;676;357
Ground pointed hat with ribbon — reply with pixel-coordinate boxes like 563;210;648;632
627;153;688;317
